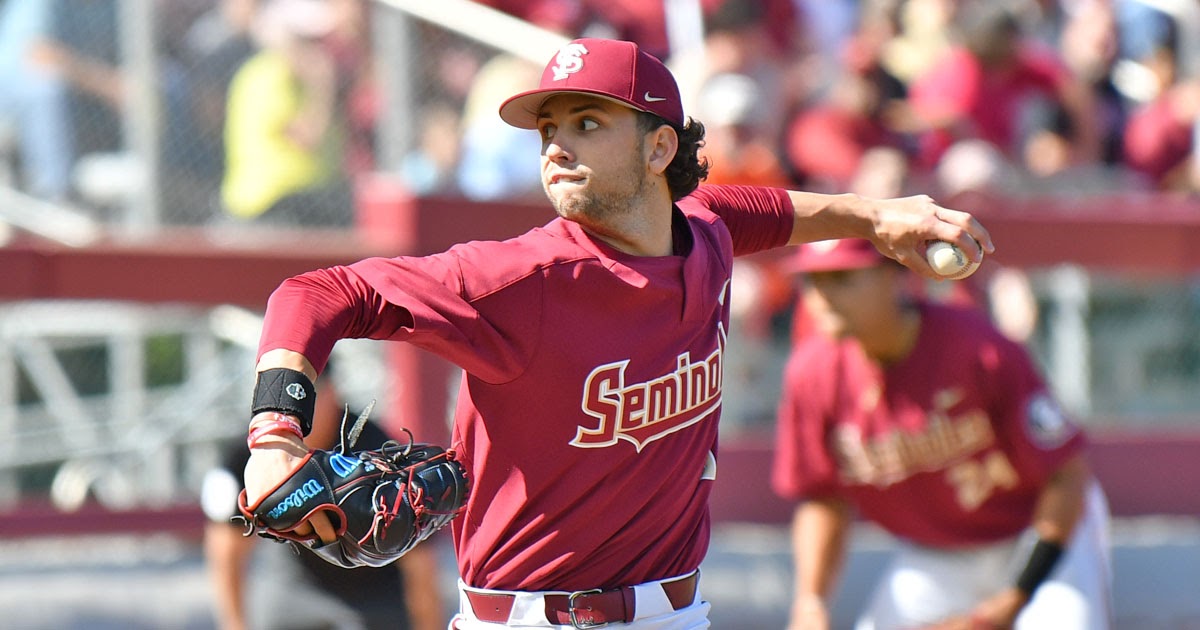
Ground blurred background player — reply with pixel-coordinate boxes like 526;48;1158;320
201;364;446;630
771;238;1112;630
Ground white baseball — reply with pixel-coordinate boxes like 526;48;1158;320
925;241;981;280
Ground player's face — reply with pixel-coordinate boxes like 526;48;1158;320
802;265;897;339
536;94;653;226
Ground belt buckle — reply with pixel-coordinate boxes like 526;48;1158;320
567;588;608;629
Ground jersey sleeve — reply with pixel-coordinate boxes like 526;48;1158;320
681;185;794;256
259;247;543;384
771;346;843;501
258;263;412;375
980;329;1085;485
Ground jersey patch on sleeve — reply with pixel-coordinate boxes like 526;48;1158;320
1025;393;1077;449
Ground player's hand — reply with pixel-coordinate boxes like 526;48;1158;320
920;587;1028;630
867;195;994;280
785;593;830;630
244;435;338;543
966;587;1028;629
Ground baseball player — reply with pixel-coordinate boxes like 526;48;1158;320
772;239;1112;630
240;37;993;629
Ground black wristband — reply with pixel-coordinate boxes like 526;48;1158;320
251;368;316;436
1015;538;1065;595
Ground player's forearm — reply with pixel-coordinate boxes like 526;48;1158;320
783;191;993;279
1001;454;1090;607
255;349;317;381
399;546;448;630
787;499;849;630
785;192;873;246
204;524;252;630
791;498;850;600
1029;454;1090;543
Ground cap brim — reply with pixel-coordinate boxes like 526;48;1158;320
499;88;651;129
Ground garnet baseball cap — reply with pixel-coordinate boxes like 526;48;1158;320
499;38;685;129
790;239;887;273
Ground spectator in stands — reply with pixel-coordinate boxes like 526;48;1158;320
792;0;861;92
934;2;1151;198
878;0;956;88
202;367;446;630
29;0;124;172
0;0;71;201
677;0;803;141
1113;0;1184;73
1056;0;1129;168
146;0;238;225
220;0;353;228
899;4;1102;174
182;0;262;208
1121;20;1200;191
324;0;379;178
782;8;910;194
455;53;543;201
695;72;793;188
400;101;464;197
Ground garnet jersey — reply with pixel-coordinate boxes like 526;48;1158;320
258;185;793;591
772;302;1085;547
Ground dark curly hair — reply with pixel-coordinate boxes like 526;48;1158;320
637;112;710;201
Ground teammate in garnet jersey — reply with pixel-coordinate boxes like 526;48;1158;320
772;239;1112;630
241;38;992;629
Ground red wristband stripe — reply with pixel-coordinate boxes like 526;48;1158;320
247;416;304;449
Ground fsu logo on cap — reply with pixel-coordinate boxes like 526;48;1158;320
551;43;588;81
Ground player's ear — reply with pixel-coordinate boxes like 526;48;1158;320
645;124;678;176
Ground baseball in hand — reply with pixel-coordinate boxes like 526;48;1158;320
925;241;981;280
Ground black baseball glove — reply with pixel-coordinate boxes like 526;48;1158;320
236;407;469;569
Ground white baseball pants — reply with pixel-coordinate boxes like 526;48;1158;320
855;481;1113;630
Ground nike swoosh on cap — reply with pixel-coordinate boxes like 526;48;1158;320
644;92;667;102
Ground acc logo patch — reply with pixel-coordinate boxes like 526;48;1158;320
551;43;588;80
1025;393;1076;448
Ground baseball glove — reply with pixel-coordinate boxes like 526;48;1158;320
236;406;468;569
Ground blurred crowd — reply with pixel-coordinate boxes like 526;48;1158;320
0;0;1197;228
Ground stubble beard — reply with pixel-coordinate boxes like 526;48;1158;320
545;141;651;226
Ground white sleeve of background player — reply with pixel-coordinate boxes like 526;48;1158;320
201;468;242;523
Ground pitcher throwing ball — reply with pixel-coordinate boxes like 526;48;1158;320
240;37;993;629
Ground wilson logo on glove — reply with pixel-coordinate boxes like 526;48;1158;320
236;402;470;568
266;478;325;520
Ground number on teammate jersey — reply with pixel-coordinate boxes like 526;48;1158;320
945;450;1019;511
